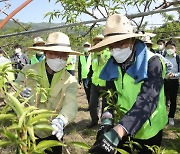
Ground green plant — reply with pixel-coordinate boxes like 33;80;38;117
0;65;66;153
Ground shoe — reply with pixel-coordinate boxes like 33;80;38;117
87;122;98;128
168;118;174;126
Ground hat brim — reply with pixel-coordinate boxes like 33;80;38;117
90;33;145;52
28;46;81;55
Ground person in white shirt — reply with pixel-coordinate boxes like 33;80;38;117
164;40;179;126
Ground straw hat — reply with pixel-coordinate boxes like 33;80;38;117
90;14;145;52
84;42;91;47
33;37;45;46
29;32;80;55
142;35;152;45
93;34;104;41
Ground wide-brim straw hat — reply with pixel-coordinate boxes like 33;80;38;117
93;34;104;41
90;14;145;52
142;35;152;45
29;32;80;55
33;37;45;46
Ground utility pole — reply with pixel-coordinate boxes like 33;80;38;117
0;0;33;29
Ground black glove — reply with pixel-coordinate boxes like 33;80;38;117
96;118;113;140
89;128;121;154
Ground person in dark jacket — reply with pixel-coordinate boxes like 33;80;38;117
89;14;168;154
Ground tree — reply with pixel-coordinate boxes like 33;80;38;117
46;0;180;36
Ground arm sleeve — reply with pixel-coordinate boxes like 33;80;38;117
119;56;164;136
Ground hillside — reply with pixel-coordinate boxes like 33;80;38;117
0;19;62;30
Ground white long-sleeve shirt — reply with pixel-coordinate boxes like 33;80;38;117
165;53;180;79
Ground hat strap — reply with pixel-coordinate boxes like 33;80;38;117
44;43;70;47
105;33;128;37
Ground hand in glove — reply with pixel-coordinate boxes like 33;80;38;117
89;128;121;154
20;87;31;98
51;118;64;141
96;117;113;140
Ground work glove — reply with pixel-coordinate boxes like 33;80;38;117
51;117;64;141
20;87;31;98
96;116;113;140
89;128;121;154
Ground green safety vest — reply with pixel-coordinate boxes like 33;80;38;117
92;49;110;86
66;55;76;70
114;52;168;139
79;54;91;79
30;55;44;64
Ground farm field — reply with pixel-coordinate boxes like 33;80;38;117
0;85;180;154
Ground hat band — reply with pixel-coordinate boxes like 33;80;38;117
105;33;130;37
44;43;70;47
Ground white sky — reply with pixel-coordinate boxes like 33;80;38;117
0;0;178;29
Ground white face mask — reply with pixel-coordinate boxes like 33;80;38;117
111;47;132;63
158;45;164;50
15;48;21;54
46;58;66;72
167;49;175;55
84;47;90;53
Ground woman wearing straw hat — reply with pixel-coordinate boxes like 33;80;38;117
16;32;80;154
89;14;168;154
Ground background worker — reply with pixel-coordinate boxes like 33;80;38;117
157;39;167;57
78;42;92;109
89;14;168;154
164;40;180;126
87;34;111;128
30;37;45;64
16;32;80;154
11;44;29;70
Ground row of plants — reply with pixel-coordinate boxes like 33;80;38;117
0;64;179;153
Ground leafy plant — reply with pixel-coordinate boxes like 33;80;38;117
0;66;66;153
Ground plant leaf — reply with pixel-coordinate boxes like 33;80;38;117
36;140;67;151
70;141;90;150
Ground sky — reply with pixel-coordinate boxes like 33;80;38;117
0;0;178;28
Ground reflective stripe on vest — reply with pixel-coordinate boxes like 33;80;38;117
114;52;168;139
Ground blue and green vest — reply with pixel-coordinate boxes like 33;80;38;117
114;53;168;139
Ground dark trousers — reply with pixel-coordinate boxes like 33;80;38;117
117;130;163;154
89;83;106;124
82;78;91;104
36;135;62;154
164;79;179;118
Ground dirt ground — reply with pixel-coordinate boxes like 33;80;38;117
0;85;180;154
63;86;180;154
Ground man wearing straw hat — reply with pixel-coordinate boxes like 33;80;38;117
89;14;168;154
30;37;45;64
16;32;80;154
